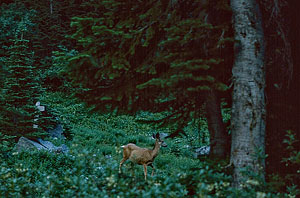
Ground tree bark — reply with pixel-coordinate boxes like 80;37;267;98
205;90;229;159
230;0;266;187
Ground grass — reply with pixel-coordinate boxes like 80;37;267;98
0;92;296;197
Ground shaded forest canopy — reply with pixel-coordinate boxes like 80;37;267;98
0;0;299;197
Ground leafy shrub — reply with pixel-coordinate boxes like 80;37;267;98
0;92;297;197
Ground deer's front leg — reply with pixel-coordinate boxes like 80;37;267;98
119;158;127;173
143;164;147;180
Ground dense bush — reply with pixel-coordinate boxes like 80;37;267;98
0;92;298;197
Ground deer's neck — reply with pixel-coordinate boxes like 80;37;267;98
151;141;161;158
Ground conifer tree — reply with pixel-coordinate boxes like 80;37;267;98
16;0;85;91
0;3;44;138
65;0;233;147
1;37;42;137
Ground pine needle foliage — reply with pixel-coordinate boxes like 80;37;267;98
0;38;42;137
65;0;233;134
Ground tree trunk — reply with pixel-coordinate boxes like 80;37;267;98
205;90;229;159
230;0;266;188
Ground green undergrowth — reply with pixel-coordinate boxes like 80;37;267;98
0;92;297;197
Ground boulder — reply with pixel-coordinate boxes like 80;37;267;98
48;124;65;139
14;137;68;154
159;133;169;139
37;138;69;153
194;145;210;158
14;137;48;152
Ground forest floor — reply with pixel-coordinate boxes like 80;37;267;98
0;92;291;197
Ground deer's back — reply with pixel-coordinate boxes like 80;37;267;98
124;144;153;165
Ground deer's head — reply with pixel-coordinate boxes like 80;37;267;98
153;133;167;147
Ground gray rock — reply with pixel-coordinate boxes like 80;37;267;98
14;137;48;152
59;144;69;153
194;146;210;158
159;133;169;139
48;124;65;139
37;138;69;153
14;137;68;154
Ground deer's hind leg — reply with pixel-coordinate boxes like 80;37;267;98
149;163;155;176
143;164;148;181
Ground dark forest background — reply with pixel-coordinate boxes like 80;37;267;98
0;0;299;197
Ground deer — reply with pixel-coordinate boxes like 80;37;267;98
119;132;167;180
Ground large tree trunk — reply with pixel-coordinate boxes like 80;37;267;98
205;90;229;158
230;0;266;187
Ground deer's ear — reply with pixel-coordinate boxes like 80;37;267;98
152;133;156;139
155;133;160;138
